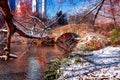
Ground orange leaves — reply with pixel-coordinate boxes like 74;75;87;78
20;0;32;14
15;0;32;18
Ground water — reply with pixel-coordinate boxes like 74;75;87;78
0;43;68;80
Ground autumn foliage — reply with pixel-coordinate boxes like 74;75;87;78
14;0;32;18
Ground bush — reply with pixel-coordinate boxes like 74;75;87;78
110;29;120;43
80;45;87;52
44;58;68;80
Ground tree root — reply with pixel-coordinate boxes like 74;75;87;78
0;53;18;61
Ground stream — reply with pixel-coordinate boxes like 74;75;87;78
0;43;68;80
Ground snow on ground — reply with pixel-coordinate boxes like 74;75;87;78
59;46;120;80
75;31;109;51
85;46;120;65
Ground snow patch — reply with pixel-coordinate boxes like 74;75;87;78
59;46;120;80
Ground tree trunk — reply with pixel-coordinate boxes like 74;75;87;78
0;0;16;60
42;0;46;19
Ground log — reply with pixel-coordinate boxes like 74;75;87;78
0;54;17;60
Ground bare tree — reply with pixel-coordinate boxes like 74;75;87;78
98;0;120;28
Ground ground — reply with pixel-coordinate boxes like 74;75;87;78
59;46;120;80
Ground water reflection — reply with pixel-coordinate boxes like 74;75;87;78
0;43;68;80
28;57;42;80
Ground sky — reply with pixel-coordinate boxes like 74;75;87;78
38;0;84;18
14;0;100;18
37;0;100;18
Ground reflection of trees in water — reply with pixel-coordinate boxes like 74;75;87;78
28;44;67;68
0;42;71;79
0;41;70;73
56;33;80;52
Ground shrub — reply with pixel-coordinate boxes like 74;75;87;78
44;58;68;80
110;29;120;43
80;45;87;52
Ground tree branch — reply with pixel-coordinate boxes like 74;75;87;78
76;0;103;24
93;0;105;25
15;24;46;39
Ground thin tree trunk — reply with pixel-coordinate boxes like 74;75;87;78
93;0;105;25
42;0;46;19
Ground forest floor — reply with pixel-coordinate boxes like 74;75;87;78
59;46;120;80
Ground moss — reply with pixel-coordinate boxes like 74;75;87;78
44;58;68;80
